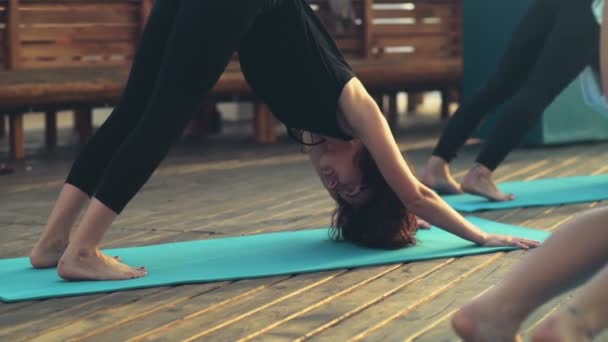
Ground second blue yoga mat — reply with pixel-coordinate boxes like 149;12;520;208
443;174;608;212
0;216;549;302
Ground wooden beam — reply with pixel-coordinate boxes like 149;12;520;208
254;102;276;144
45;111;57;148
9;113;25;160
6;0;22;70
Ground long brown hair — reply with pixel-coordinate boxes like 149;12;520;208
330;147;418;249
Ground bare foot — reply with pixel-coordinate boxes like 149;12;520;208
30;239;122;268
461;164;515;202
30;239;69;269
531;307;592;342
419;156;463;195
57;248;146;281
452;301;522;342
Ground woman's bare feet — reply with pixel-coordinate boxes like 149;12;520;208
31;184;90;268
461;164;515;202
57;247;146;281
531;306;592;342
452;299;523;342
419;156;463;194
30;238;69;268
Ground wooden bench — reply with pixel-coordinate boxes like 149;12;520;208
0;0;273;159
0;0;461;160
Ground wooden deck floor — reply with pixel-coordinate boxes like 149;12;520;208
2;117;608;341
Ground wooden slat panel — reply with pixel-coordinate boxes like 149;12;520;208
20;25;138;42
6;0;20;69
373;21;460;36
19;3;138;25
373;35;460;59
20;57;129;69
21;41;135;58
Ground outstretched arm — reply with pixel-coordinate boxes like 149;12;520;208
338;78;537;248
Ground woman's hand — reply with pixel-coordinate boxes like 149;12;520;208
481;234;540;250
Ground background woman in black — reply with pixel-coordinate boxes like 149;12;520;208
420;0;599;201
29;0;537;281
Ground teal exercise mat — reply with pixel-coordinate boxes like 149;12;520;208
0;216;549;302
443;174;608;212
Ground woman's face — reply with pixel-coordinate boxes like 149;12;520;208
315;138;372;206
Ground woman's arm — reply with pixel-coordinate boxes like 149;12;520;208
339;78;535;248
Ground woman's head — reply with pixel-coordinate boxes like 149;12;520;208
321;142;418;249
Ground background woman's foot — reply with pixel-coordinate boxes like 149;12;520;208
419;156;463;194
57;248;146;281
461;164;515;202
30;239;68;268
531;308;592;342
452;300;522;342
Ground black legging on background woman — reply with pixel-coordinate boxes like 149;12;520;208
434;0;599;170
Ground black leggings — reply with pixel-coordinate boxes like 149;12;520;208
433;0;599;170
65;0;275;213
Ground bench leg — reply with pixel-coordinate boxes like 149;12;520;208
0;114;5;138
440;89;451;120
183;102;222;138
387;93;399;130
407;92;423;116
9;113;25;160
45;111;57;148
74;108;93;143
254;102;276;144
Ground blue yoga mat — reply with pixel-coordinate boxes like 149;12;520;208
443;175;608;212
0;217;549;302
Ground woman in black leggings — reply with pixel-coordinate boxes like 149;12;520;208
29;0;538;281
420;0;600;201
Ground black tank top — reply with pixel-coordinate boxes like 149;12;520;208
238;0;355;144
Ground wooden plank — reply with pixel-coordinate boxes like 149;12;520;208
135;271;347;341
48;277;290;341
248;259;454;341
84;267;400;341
374;36;460;56
366;252;523;341
6;0;20;69
20;25;138;42
21;56;128;68
0;288;167;341
21;41;135;59
19;3;138;25
306;254;504;341
9;112;25;159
